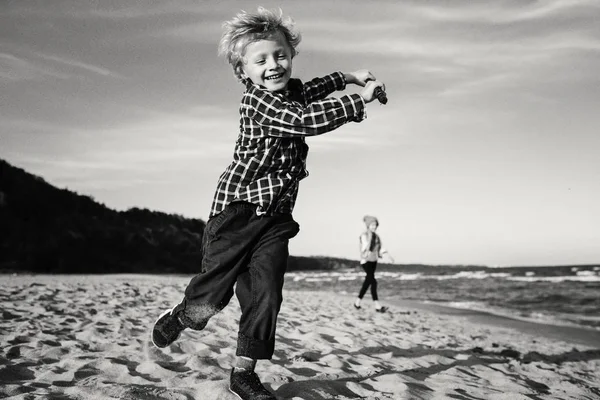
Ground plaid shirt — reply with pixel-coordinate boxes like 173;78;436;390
209;71;366;217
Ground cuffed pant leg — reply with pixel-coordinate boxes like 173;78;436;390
235;214;299;359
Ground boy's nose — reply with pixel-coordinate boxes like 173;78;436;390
266;57;278;69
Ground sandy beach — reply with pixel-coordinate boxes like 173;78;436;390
1;274;599;399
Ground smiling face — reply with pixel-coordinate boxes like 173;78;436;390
240;31;293;92
368;222;379;232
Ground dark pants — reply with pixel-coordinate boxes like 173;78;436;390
358;261;378;301
173;202;299;360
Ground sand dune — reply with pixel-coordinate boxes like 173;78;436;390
1;274;599;399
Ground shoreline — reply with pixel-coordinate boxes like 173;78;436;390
313;290;600;349
383;297;600;348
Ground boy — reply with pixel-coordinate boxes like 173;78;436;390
152;7;386;399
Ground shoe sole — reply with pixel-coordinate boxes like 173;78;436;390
228;388;243;400
150;308;181;349
229;387;275;400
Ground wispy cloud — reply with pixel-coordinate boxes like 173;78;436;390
35;53;120;77
302;15;599;60
0;52;69;81
438;72;516;97
10;155;174;192
0;51;121;81
2;1;200;20
407;0;600;23
298;1;599;101
307;129;385;151
65;105;235;164
158;21;223;42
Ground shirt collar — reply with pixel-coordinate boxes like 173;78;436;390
244;78;302;104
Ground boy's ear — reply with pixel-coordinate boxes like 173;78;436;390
237;65;247;80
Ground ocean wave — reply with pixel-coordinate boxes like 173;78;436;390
426;300;600;330
285;270;600;331
506;276;600;282
287;270;600;282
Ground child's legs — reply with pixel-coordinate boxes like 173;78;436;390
370;262;379;301
235;213;299;360
358;276;370;299
173;202;263;329
358;261;376;299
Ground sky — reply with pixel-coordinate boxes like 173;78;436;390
2;0;599;267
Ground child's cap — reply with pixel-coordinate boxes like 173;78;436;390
363;215;379;227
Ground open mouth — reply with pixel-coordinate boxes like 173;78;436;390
265;73;284;81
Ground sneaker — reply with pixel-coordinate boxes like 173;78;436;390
229;368;276;400
151;306;186;348
375;306;388;313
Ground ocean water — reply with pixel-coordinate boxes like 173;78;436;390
284;265;600;330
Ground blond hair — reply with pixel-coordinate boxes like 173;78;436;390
218;7;301;82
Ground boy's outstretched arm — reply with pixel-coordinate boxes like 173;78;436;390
243;75;385;138
242;85;366;137
302;72;346;104
302;70;380;104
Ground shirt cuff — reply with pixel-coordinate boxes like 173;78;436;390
333;71;347;91
340;93;366;122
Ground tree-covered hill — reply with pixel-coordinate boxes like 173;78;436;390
0;159;205;273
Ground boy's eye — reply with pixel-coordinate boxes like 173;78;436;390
277;54;287;59
255;59;266;65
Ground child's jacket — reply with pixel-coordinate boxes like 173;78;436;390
210;72;366;217
359;231;383;263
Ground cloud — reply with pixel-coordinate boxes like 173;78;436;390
35;53;120;77
297;0;599;70
158;21;223;42
9;155;173;192
0;52;69;81
1;117;72;136
407;0;600;23
2;1;201;20
1;103;235;182
296;1;599;102
306;128;384;151
7;108;234;190
0;51;121;82
301;13;599;60
72;105;235;162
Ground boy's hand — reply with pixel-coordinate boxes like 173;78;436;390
344;70;376;87
360;80;386;103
